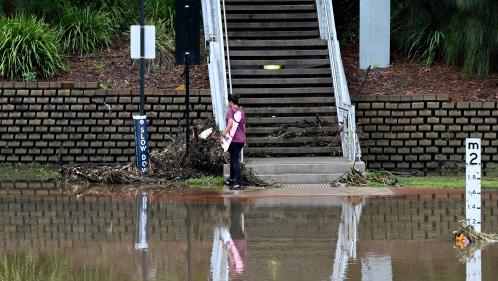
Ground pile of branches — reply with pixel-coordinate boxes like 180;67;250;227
332;168;398;187
454;219;498;244
453;219;498;262
62;118;269;187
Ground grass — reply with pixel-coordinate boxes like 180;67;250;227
397;176;498;189
185;176;224;188
0;164;61;182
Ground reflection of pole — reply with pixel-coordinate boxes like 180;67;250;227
187;206;192;281
142;249;148;281
135;192;149;281
135;192;149;250
466;250;482;281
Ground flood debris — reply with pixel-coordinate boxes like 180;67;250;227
62;118;270;188
453;219;498;262
453;219;498;246
332;168;398;187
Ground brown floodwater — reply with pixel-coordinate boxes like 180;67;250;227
0;190;497;281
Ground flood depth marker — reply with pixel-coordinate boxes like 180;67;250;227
465;138;481;233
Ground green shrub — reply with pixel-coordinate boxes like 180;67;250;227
149;17;175;67
392;0;498;76
147;0;176;23
58;5;114;55
0;15;67;80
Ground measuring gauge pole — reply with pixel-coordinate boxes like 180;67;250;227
465;138;481;233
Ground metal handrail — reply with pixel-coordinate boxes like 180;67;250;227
201;0;229;130
221;0;233;95
316;0;361;161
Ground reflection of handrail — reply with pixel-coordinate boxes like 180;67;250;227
316;0;361;161
221;0;233;96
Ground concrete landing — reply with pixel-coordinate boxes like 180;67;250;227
222;185;392;200
224;157;365;184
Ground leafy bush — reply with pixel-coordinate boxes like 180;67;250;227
392;0;498;76
0;15;67;80
149;17;175;67
58;5;114;55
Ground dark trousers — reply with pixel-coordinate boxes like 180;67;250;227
228;142;244;185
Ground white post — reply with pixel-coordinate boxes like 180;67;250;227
359;0;390;69
465;138;481;233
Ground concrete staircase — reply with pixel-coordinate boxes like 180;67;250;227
221;0;363;184
224;0;341;157
225;157;365;184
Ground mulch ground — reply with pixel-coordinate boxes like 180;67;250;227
42;37;210;90
342;44;498;102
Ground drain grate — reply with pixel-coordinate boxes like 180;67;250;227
282;184;331;189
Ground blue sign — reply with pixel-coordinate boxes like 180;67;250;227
133;115;149;172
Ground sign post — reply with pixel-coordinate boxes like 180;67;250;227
465;138;481;232
134;116;149;172
465;138;482;281
130;0;155;172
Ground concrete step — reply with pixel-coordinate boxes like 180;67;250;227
249;116;337;125
249;136;338;145
234;87;332;95
231;69;331;76
225;4;315;11
225;13;317;20
229;50;328;57
244;146;342;156
232;78;331;86
244;106;336;115
241;96;334;105
228;30;320;38
229;39;327;47
246;125;339;135
226;0;316;3
228;22;319;29
224;157;366;184
230;58;329;66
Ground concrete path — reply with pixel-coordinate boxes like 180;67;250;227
222;184;392;198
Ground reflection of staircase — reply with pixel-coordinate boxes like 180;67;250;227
224;0;342;157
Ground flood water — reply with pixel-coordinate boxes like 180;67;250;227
1;190;498;281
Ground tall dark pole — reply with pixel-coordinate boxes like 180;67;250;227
139;0;145;116
184;0;191;153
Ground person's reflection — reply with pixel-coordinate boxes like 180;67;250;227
221;201;247;278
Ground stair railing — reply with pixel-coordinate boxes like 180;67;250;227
201;0;230;130
316;0;361;162
221;0;234;96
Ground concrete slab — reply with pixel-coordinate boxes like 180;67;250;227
222;185;393;198
224;157;365;184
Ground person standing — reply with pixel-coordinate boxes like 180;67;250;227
222;94;246;190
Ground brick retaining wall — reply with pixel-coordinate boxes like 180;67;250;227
354;94;498;174
2;82;498;173
0;82;212;163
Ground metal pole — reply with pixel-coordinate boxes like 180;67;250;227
184;0;191;153
140;0;145;116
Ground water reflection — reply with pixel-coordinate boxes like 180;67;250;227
331;197;392;281
1;191;498;281
210;201;247;281
135;192;149;281
466;250;481;281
